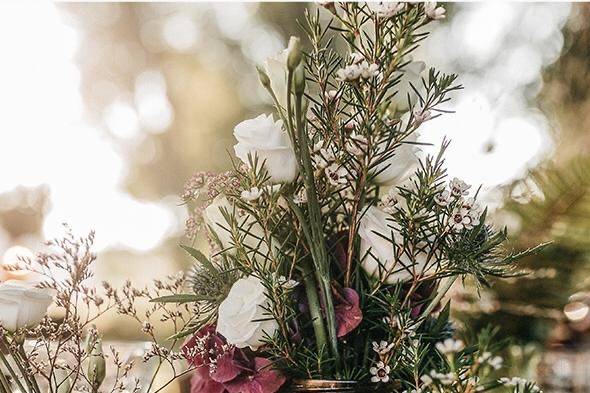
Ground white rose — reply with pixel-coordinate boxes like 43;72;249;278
205;195;272;263
0;280;54;331
390;61;426;112
371;130;419;186
358;206;429;283
263;49;288;108
216;275;278;350
233;114;298;183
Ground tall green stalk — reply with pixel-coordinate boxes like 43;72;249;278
293;67;340;368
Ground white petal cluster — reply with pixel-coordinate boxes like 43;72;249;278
337;60;381;82
368;2;405;19
424;1;446;20
478;351;503;370
241;186;263;202
435;338;465;354
498;377;541;392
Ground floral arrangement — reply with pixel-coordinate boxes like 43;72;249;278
0;3;546;393
175;2;545;393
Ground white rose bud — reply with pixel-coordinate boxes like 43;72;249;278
256;65;271;89
0;280;54;331
233;114;298;183
358;206;429;283
263;49;289;108
293;64;306;95
287;36;302;71
87;338;106;392
217;275;278;350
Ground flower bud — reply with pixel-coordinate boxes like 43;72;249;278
85;325;99;354
293;64;306;95
287;36;302;71
87;338;106;392
256;66;271;89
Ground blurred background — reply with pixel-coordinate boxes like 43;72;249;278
0;2;589;390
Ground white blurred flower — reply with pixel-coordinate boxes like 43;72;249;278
424;1;446;20
420;374;433;386
233;114;298;183
241;187;263;202
488;355;503;370
435;338;464;354
0;280;54;331
368;2;405;19
369;361;391;383
390;61;426;111
359;206;430;283
371;133;419;186
217;275;278;350
278;276;299;289
204;195;234;250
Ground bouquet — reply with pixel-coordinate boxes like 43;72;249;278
175;2;545;393
0;3;546;393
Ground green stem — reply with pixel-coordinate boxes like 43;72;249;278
0;369;11;393
301;261;328;353
0;352;27;393
15;345;41;393
294;88;340;369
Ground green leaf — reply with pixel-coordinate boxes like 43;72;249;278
180;245;218;276
167;325;200;341
150;293;212;304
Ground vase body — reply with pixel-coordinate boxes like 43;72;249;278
288;380;395;392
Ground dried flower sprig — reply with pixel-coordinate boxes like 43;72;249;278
0;226;139;393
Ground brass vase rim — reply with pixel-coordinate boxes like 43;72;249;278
292;379;359;386
290;379;397;392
